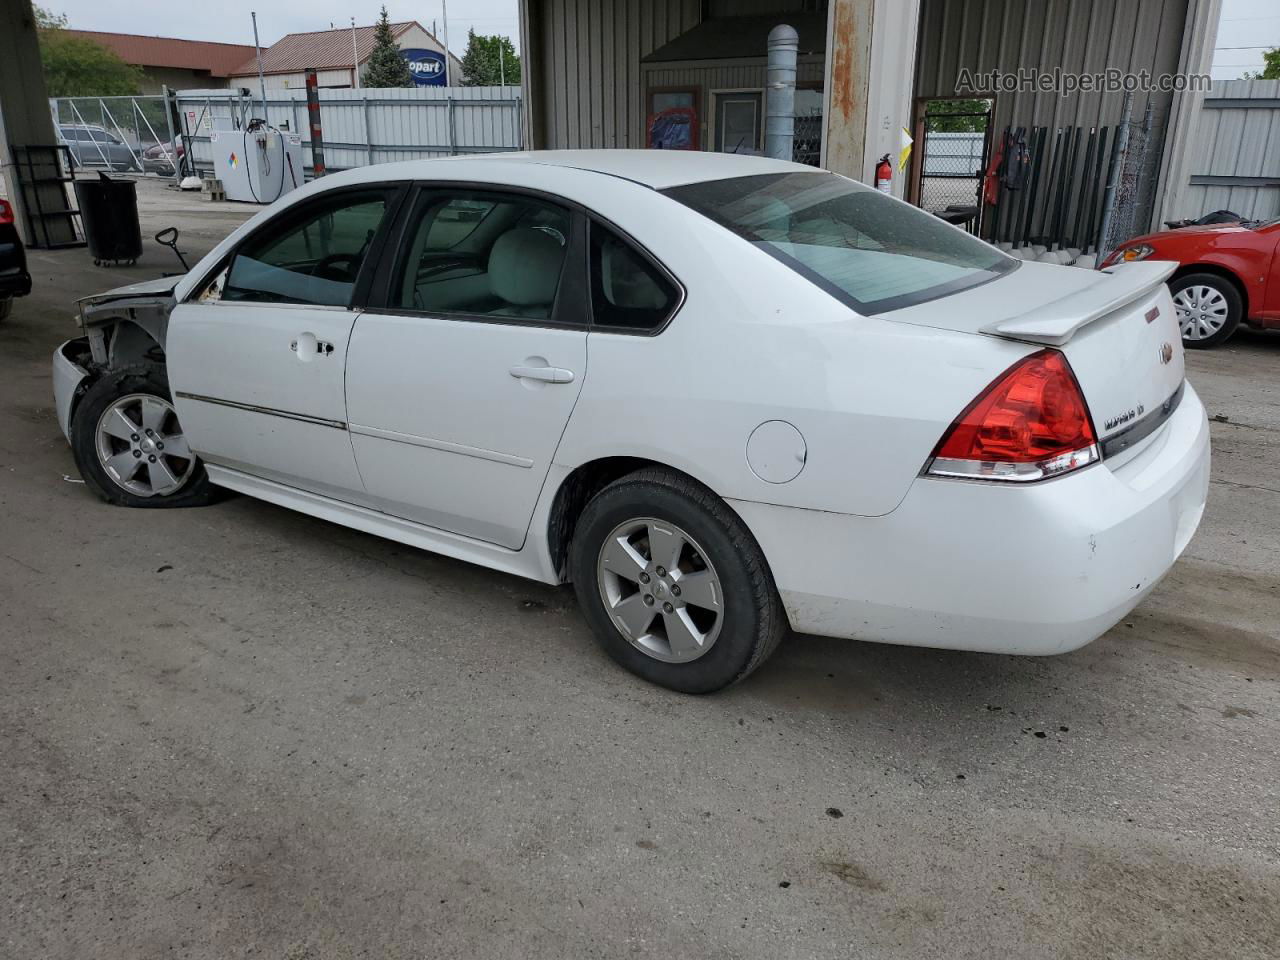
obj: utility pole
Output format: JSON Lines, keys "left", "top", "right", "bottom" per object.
{"left": 251, "top": 12, "right": 268, "bottom": 121}
{"left": 351, "top": 17, "right": 361, "bottom": 89}
{"left": 442, "top": 0, "right": 451, "bottom": 87}
{"left": 499, "top": 40, "right": 506, "bottom": 86}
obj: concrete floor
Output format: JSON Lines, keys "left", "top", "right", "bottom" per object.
{"left": 2, "top": 179, "right": 1279, "bottom": 959}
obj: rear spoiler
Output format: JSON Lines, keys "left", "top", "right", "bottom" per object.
{"left": 979, "top": 260, "right": 1178, "bottom": 345}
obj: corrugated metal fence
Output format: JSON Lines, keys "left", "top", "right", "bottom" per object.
{"left": 1183, "top": 79, "right": 1280, "bottom": 221}
{"left": 174, "top": 86, "right": 522, "bottom": 178}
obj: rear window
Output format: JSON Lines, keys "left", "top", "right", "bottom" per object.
{"left": 664, "top": 172, "right": 1015, "bottom": 314}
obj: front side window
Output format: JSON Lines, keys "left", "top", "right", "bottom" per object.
{"left": 664, "top": 172, "right": 1015, "bottom": 313}
{"left": 391, "top": 190, "right": 571, "bottom": 321}
{"left": 589, "top": 224, "right": 679, "bottom": 330}
{"left": 222, "top": 190, "right": 390, "bottom": 306}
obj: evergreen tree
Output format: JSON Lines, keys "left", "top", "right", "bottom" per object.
{"left": 460, "top": 29, "right": 520, "bottom": 86}
{"left": 361, "top": 6, "right": 413, "bottom": 88}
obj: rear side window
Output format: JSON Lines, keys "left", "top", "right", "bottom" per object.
{"left": 589, "top": 223, "right": 679, "bottom": 331}
{"left": 390, "top": 189, "right": 572, "bottom": 321}
{"left": 664, "top": 171, "right": 1015, "bottom": 314}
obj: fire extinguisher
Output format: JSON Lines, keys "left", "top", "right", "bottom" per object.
{"left": 875, "top": 154, "right": 893, "bottom": 194}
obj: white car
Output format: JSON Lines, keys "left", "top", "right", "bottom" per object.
{"left": 52, "top": 151, "right": 1210, "bottom": 693}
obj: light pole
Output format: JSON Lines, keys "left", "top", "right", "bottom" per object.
{"left": 351, "top": 17, "right": 361, "bottom": 89}
{"left": 251, "top": 12, "right": 268, "bottom": 121}
{"left": 441, "top": 0, "right": 451, "bottom": 87}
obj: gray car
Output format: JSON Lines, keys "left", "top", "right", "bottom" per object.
{"left": 59, "top": 125, "right": 139, "bottom": 173}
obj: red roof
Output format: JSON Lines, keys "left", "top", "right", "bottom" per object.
{"left": 65, "top": 30, "right": 256, "bottom": 78}
{"left": 229, "top": 21, "right": 436, "bottom": 76}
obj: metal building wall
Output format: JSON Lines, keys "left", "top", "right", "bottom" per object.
{"left": 642, "top": 57, "right": 826, "bottom": 92}
{"left": 1182, "top": 78, "right": 1280, "bottom": 221}
{"left": 915, "top": 0, "right": 1190, "bottom": 132}
{"left": 522, "top": 0, "right": 702, "bottom": 148}
{"left": 915, "top": 0, "right": 1191, "bottom": 238}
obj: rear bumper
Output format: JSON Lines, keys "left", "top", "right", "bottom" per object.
{"left": 52, "top": 339, "right": 91, "bottom": 440}
{"left": 733, "top": 383, "right": 1211, "bottom": 656}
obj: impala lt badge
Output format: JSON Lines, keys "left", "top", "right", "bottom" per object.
{"left": 1159, "top": 342, "right": 1174, "bottom": 365}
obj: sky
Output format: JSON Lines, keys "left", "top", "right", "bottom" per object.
{"left": 45, "top": 0, "right": 522, "bottom": 54}
{"left": 40, "top": 0, "right": 1280, "bottom": 81}
{"left": 1212, "top": 0, "right": 1280, "bottom": 80}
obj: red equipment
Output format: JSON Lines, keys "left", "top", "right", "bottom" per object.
{"left": 875, "top": 154, "right": 893, "bottom": 194}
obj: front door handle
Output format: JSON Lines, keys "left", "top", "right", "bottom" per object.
{"left": 509, "top": 364, "right": 575, "bottom": 384}
{"left": 290, "top": 334, "right": 335, "bottom": 358}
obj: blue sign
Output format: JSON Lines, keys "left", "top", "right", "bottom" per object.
{"left": 400, "top": 48, "right": 447, "bottom": 86}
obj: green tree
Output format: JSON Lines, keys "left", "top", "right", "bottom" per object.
{"left": 362, "top": 6, "right": 413, "bottom": 88}
{"left": 1244, "top": 48, "right": 1280, "bottom": 80}
{"left": 460, "top": 29, "right": 520, "bottom": 86}
{"left": 36, "top": 6, "right": 142, "bottom": 97}
{"left": 926, "top": 98, "right": 993, "bottom": 133}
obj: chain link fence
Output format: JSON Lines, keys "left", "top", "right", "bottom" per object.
{"left": 793, "top": 111, "right": 822, "bottom": 166}
{"left": 48, "top": 96, "right": 179, "bottom": 176}
{"left": 1098, "top": 96, "right": 1163, "bottom": 258}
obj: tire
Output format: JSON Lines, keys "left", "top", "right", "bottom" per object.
{"left": 1169, "top": 272, "right": 1242, "bottom": 349}
{"left": 0, "top": 297, "right": 11, "bottom": 321}
{"left": 70, "top": 363, "right": 220, "bottom": 508}
{"left": 568, "top": 468, "right": 787, "bottom": 693}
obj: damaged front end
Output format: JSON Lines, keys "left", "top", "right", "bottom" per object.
{"left": 53, "top": 276, "right": 182, "bottom": 440}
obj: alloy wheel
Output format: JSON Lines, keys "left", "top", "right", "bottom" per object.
{"left": 94, "top": 393, "right": 195, "bottom": 497}
{"left": 596, "top": 518, "right": 724, "bottom": 663}
{"left": 1172, "top": 284, "right": 1229, "bottom": 341}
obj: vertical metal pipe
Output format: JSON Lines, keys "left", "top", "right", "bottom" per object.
{"left": 251, "top": 12, "right": 268, "bottom": 121}
{"left": 764, "top": 24, "right": 799, "bottom": 161}
{"left": 162, "top": 85, "right": 180, "bottom": 186}
{"left": 1096, "top": 90, "right": 1133, "bottom": 259}
{"left": 305, "top": 69, "right": 325, "bottom": 177}
{"left": 352, "top": 18, "right": 361, "bottom": 89}
{"left": 442, "top": 0, "right": 452, "bottom": 88}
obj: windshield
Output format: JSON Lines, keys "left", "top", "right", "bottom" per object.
{"left": 664, "top": 171, "right": 1016, "bottom": 313}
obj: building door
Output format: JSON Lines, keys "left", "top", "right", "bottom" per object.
{"left": 910, "top": 97, "right": 994, "bottom": 233}
{"left": 714, "top": 91, "right": 763, "bottom": 154}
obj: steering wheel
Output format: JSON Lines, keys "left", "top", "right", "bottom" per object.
{"left": 311, "top": 252, "right": 361, "bottom": 281}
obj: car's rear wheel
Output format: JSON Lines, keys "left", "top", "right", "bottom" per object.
{"left": 70, "top": 363, "right": 219, "bottom": 508}
{"left": 569, "top": 468, "right": 787, "bottom": 693}
{"left": 1170, "top": 273, "right": 1242, "bottom": 349}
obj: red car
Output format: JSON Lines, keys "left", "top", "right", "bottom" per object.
{"left": 1101, "top": 216, "right": 1280, "bottom": 348}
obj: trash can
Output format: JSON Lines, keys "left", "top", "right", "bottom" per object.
{"left": 75, "top": 173, "right": 142, "bottom": 266}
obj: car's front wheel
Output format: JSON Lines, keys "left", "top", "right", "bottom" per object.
{"left": 70, "top": 363, "right": 218, "bottom": 508}
{"left": 569, "top": 468, "right": 787, "bottom": 693}
{"left": 1170, "top": 272, "right": 1242, "bottom": 349}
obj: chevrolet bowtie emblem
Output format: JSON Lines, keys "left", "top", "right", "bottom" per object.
{"left": 1159, "top": 342, "right": 1174, "bottom": 365}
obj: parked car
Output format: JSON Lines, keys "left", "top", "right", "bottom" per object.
{"left": 51, "top": 151, "right": 1209, "bottom": 693}
{"left": 1101, "top": 215, "right": 1280, "bottom": 348}
{"left": 142, "top": 138, "right": 186, "bottom": 175}
{"left": 0, "top": 197, "right": 32, "bottom": 322}
{"left": 58, "top": 124, "right": 139, "bottom": 173}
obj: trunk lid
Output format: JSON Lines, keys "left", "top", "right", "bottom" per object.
{"left": 881, "top": 260, "right": 1186, "bottom": 455}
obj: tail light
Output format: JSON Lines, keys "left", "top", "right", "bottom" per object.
{"left": 925, "top": 349, "right": 1099, "bottom": 482}
{"left": 0, "top": 199, "right": 13, "bottom": 225}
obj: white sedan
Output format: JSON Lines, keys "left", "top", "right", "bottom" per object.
{"left": 52, "top": 151, "right": 1210, "bottom": 693}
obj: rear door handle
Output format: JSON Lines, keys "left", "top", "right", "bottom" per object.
{"left": 509, "top": 364, "right": 575, "bottom": 384}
